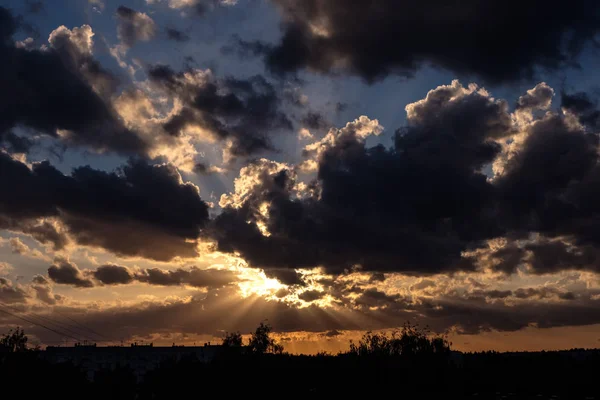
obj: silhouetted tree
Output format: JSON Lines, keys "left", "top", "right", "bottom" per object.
{"left": 348, "top": 322, "right": 451, "bottom": 358}
{"left": 0, "top": 327, "right": 29, "bottom": 352}
{"left": 222, "top": 331, "right": 243, "bottom": 347}
{"left": 248, "top": 322, "right": 283, "bottom": 354}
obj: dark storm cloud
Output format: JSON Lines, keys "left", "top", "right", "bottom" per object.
{"left": 116, "top": 6, "right": 156, "bottom": 48}
{"left": 51, "top": 262, "right": 238, "bottom": 289}
{"left": 0, "top": 153, "right": 209, "bottom": 260}
{"left": 322, "top": 329, "right": 342, "bottom": 338}
{"left": 166, "top": 28, "right": 190, "bottom": 42}
{"left": 561, "top": 91, "right": 600, "bottom": 130}
{"left": 246, "top": 0, "right": 600, "bottom": 83}
{"left": 298, "top": 289, "right": 324, "bottom": 302}
{"left": 368, "top": 273, "right": 386, "bottom": 283}
{"left": 0, "top": 216, "right": 69, "bottom": 251}
{"left": 524, "top": 240, "right": 600, "bottom": 275}
{"left": 301, "top": 111, "right": 328, "bottom": 131}
{"left": 207, "top": 80, "right": 600, "bottom": 277}
{"left": 92, "top": 264, "right": 134, "bottom": 285}
{"left": 353, "top": 289, "right": 405, "bottom": 310}
{"left": 492, "top": 96, "right": 600, "bottom": 273}
{"left": 210, "top": 82, "right": 511, "bottom": 274}
{"left": 512, "top": 287, "right": 575, "bottom": 300}
{"left": 264, "top": 269, "right": 305, "bottom": 286}
{"left": 0, "top": 7, "right": 147, "bottom": 155}
{"left": 48, "top": 24, "right": 120, "bottom": 101}
{"left": 48, "top": 258, "right": 93, "bottom": 288}
{"left": 147, "top": 65, "right": 293, "bottom": 158}
{"left": 470, "top": 290, "right": 513, "bottom": 300}
{"left": 496, "top": 115, "right": 598, "bottom": 227}
{"left": 0, "top": 131, "right": 33, "bottom": 154}
{"left": 134, "top": 267, "right": 238, "bottom": 289}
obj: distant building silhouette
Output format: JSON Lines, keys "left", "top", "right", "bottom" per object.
{"left": 44, "top": 343, "right": 222, "bottom": 379}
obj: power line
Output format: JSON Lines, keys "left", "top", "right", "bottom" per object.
{"left": 0, "top": 302, "right": 93, "bottom": 342}
{"left": 55, "top": 311, "right": 109, "bottom": 340}
{"left": 0, "top": 306, "right": 81, "bottom": 342}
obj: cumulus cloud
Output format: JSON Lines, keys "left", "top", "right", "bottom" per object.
{"left": 240, "top": 0, "right": 600, "bottom": 83}
{"left": 298, "top": 289, "right": 324, "bottom": 302}
{"left": 207, "top": 80, "right": 600, "bottom": 281}
{"left": 561, "top": 91, "right": 600, "bottom": 130}
{"left": 0, "top": 8, "right": 147, "bottom": 155}
{"left": 9, "top": 237, "right": 29, "bottom": 255}
{"left": 209, "top": 81, "right": 511, "bottom": 275}
{"left": 146, "top": 65, "right": 293, "bottom": 160}
{"left": 92, "top": 264, "right": 135, "bottom": 285}
{"left": 134, "top": 267, "right": 239, "bottom": 288}
{"left": 48, "top": 257, "right": 93, "bottom": 288}
{"left": 54, "top": 263, "right": 240, "bottom": 289}
{"left": 116, "top": 6, "right": 157, "bottom": 48}
{"left": 0, "top": 217, "right": 69, "bottom": 251}
{"left": 0, "top": 154, "right": 210, "bottom": 260}
{"left": 264, "top": 269, "right": 305, "bottom": 286}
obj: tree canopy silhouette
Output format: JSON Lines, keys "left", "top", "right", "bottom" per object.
{"left": 248, "top": 322, "right": 283, "bottom": 355}
{"left": 222, "top": 331, "right": 243, "bottom": 347}
{"left": 0, "top": 327, "right": 29, "bottom": 353}
{"left": 348, "top": 323, "right": 451, "bottom": 358}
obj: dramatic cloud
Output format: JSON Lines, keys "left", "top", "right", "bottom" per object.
{"left": 14, "top": 276, "right": 600, "bottom": 344}
{"left": 0, "top": 132, "right": 33, "bottom": 154}
{"left": 48, "top": 24, "right": 119, "bottom": 100}
{"left": 561, "top": 91, "right": 600, "bottom": 130}
{"left": 0, "top": 217, "right": 68, "bottom": 251}
{"left": 92, "top": 264, "right": 135, "bottom": 285}
{"left": 48, "top": 258, "right": 93, "bottom": 288}
{"left": 147, "top": 65, "right": 293, "bottom": 159}
{"left": 116, "top": 6, "right": 157, "bottom": 48}
{"left": 62, "top": 263, "right": 239, "bottom": 289}
{"left": 0, "top": 153, "right": 210, "bottom": 260}
{"left": 247, "top": 0, "right": 600, "bottom": 83}
{"left": 210, "top": 81, "right": 511, "bottom": 274}
{"left": 264, "top": 269, "right": 305, "bottom": 286}
{"left": 207, "top": 79, "right": 600, "bottom": 280}
{"left": 298, "top": 289, "right": 324, "bottom": 302}
{"left": 134, "top": 267, "right": 238, "bottom": 288}
{"left": 0, "top": 7, "right": 147, "bottom": 154}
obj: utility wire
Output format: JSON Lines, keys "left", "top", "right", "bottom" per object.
{"left": 0, "top": 302, "right": 91, "bottom": 342}
{"left": 0, "top": 306, "right": 81, "bottom": 342}
{"left": 54, "top": 310, "right": 109, "bottom": 341}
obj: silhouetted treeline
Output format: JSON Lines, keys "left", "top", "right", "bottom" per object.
{"left": 2, "top": 325, "right": 600, "bottom": 399}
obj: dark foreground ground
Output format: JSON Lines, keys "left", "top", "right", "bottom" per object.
{"left": 1, "top": 349, "right": 599, "bottom": 399}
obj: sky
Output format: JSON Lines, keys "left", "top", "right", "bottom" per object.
{"left": 2, "top": 0, "right": 600, "bottom": 353}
